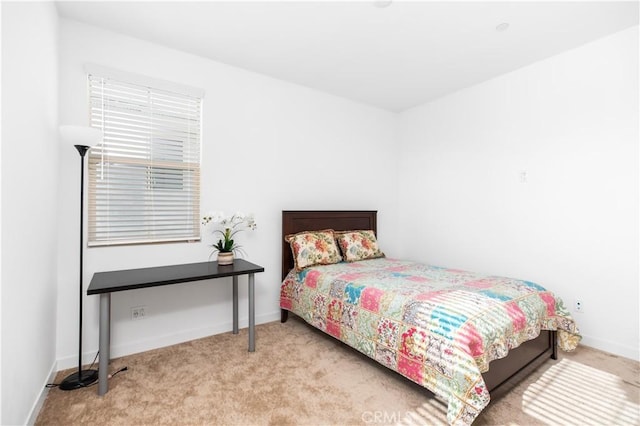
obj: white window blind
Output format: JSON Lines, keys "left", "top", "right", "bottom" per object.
{"left": 87, "top": 70, "right": 202, "bottom": 246}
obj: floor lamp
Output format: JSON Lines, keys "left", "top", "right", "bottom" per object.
{"left": 59, "top": 125, "right": 102, "bottom": 390}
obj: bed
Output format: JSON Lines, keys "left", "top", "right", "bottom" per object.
{"left": 279, "top": 210, "right": 580, "bottom": 425}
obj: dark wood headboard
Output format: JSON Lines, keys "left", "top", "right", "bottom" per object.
{"left": 281, "top": 210, "right": 378, "bottom": 280}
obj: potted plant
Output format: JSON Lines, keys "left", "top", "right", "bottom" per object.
{"left": 202, "top": 211, "right": 257, "bottom": 265}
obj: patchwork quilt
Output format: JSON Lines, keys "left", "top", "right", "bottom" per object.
{"left": 280, "top": 258, "right": 580, "bottom": 425}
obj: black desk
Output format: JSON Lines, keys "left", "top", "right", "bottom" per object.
{"left": 87, "top": 259, "right": 264, "bottom": 395}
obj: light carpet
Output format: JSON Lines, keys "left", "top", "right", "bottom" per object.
{"left": 36, "top": 316, "right": 639, "bottom": 425}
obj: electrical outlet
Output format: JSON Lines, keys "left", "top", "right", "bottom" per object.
{"left": 131, "top": 306, "right": 147, "bottom": 320}
{"left": 519, "top": 171, "right": 528, "bottom": 183}
{"left": 574, "top": 300, "right": 583, "bottom": 313}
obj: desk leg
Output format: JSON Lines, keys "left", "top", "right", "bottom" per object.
{"left": 98, "top": 292, "right": 111, "bottom": 396}
{"left": 232, "top": 276, "right": 238, "bottom": 334}
{"left": 249, "top": 273, "right": 255, "bottom": 352}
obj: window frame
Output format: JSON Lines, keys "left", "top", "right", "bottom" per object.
{"left": 85, "top": 65, "right": 204, "bottom": 247}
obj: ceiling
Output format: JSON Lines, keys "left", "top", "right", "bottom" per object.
{"left": 55, "top": 1, "right": 639, "bottom": 112}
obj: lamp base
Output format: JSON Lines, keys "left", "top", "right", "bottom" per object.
{"left": 59, "top": 369, "right": 99, "bottom": 390}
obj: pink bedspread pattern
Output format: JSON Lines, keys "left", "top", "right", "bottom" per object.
{"left": 280, "top": 258, "right": 580, "bottom": 425}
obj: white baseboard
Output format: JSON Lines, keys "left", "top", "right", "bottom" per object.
{"left": 55, "top": 314, "right": 639, "bottom": 371}
{"left": 26, "top": 361, "right": 57, "bottom": 425}
{"left": 110, "top": 311, "right": 281, "bottom": 359}
{"left": 579, "top": 334, "right": 639, "bottom": 361}
{"left": 56, "top": 311, "right": 281, "bottom": 370}
{"left": 56, "top": 351, "right": 101, "bottom": 372}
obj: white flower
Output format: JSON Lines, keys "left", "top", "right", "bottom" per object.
{"left": 245, "top": 213, "right": 257, "bottom": 230}
{"left": 211, "top": 211, "right": 225, "bottom": 223}
{"left": 201, "top": 209, "right": 258, "bottom": 257}
{"left": 232, "top": 212, "right": 245, "bottom": 224}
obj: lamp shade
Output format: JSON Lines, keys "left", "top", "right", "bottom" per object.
{"left": 59, "top": 125, "right": 102, "bottom": 147}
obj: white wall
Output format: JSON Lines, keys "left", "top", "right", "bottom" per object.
{"left": 1, "top": 2, "right": 60, "bottom": 424}
{"left": 398, "top": 26, "right": 639, "bottom": 360}
{"left": 0, "top": 4, "right": 3, "bottom": 423}
{"left": 57, "top": 18, "right": 400, "bottom": 368}
{"left": 0, "top": 2, "right": 4, "bottom": 421}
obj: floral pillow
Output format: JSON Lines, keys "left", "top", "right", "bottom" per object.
{"left": 336, "top": 230, "right": 385, "bottom": 262}
{"left": 288, "top": 229, "right": 342, "bottom": 271}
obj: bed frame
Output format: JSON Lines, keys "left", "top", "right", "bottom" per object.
{"left": 280, "top": 210, "right": 557, "bottom": 393}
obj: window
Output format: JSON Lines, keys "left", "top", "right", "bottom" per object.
{"left": 86, "top": 66, "right": 203, "bottom": 246}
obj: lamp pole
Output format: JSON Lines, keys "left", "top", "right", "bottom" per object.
{"left": 59, "top": 144, "right": 98, "bottom": 390}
